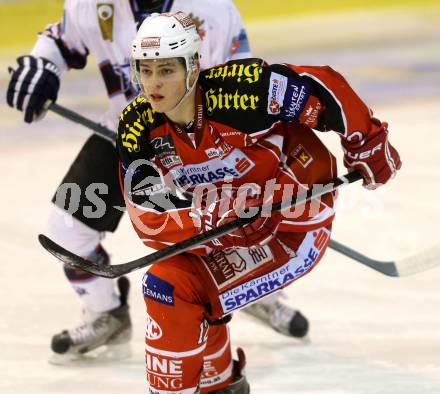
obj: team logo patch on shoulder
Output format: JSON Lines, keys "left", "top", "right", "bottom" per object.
{"left": 281, "top": 81, "right": 309, "bottom": 121}
{"left": 267, "top": 72, "right": 287, "bottom": 115}
{"left": 291, "top": 144, "right": 313, "bottom": 168}
{"left": 143, "top": 273, "right": 175, "bottom": 306}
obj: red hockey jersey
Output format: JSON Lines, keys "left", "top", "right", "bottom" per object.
{"left": 117, "top": 58, "right": 380, "bottom": 254}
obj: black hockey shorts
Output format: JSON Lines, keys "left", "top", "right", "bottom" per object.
{"left": 51, "top": 134, "right": 125, "bottom": 232}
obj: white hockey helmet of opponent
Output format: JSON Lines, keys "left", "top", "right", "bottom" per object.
{"left": 131, "top": 11, "right": 201, "bottom": 98}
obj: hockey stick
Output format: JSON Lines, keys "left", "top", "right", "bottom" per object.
{"left": 38, "top": 172, "right": 362, "bottom": 278}
{"left": 49, "top": 103, "right": 416, "bottom": 270}
{"left": 45, "top": 104, "right": 437, "bottom": 277}
{"left": 329, "top": 238, "right": 440, "bottom": 277}
{"left": 49, "top": 103, "right": 116, "bottom": 143}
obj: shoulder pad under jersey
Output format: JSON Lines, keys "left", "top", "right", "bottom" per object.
{"left": 199, "top": 58, "right": 278, "bottom": 134}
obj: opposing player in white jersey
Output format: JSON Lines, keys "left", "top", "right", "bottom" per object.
{"left": 6, "top": 0, "right": 308, "bottom": 363}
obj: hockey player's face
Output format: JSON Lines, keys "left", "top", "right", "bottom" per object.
{"left": 139, "top": 58, "right": 187, "bottom": 112}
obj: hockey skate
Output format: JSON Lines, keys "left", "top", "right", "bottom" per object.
{"left": 242, "top": 293, "right": 309, "bottom": 339}
{"left": 49, "top": 276, "right": 132, "bottom": 365}
{"left": 207, "top": 347, "right": 250, "bottom": 394}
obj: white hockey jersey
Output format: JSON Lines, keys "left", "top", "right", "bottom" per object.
{"left": 30, "top": 0, "right": 251, "bottom": 130}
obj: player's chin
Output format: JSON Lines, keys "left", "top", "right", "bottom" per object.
{"left": 149, "top": 101, "right": 168, "bottom": 113}
{"left": 151, "top": 98, "right": 178, "bottom": 113}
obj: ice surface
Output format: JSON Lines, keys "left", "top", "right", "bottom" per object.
{"left": 0, "top": 8, "right": 439, "bottom": 394}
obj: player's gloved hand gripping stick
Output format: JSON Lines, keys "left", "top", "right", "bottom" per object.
{"left": 38, "top": 172, "right": 362, "bottom": 278}
{"left": 32, "top": 104, "right": 440, "bottom": 278}
{"left": 7, "top": 57, "right": 60, "bottom": 123}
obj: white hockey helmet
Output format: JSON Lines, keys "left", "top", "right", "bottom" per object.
{"left": 132, "top": 11, "right": 201, "bottom": 77}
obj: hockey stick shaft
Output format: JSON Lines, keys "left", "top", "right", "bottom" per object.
{"left": 47, "top": 102, "right": 394, "bottom": 269}
{"left": 39, "top": 172, "right": 363, "bottom": 278}
{"left": 49, "top": 103, "right": 116, "bottom": 143}
{"left": 329, "top": 238, "right": 440, "bottom": 277}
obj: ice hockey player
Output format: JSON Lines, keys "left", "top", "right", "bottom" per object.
{"left": 117, "top": 11, "right": 401, "bottom": 393}
{"left": 6, "top": 0, "right": 309, "bottom": 363}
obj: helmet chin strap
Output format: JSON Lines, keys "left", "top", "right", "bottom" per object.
{"left": 139, "top": 69, "right": 196, "bottom": 108}
{"left": 168, "top": 68, "right": 198, "bottom": 113}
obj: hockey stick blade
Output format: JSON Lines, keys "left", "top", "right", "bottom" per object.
{"left": 48, "top": 103, "right": 428, "bottom": 277}
{"left": 38, "top": 234, "right": 116, "bottom": 277}
{"left": 38, "top": 172, "right": 362, "bottom": 278}
{"left": 329, "top": 239, "right": 440, "bottom": 277}
{"left": 38, "top": 215, "right": 261, "bottom": 278}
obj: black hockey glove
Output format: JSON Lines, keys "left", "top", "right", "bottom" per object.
{"left": 7, "top": 55, "right": 60, "bottom": 123}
